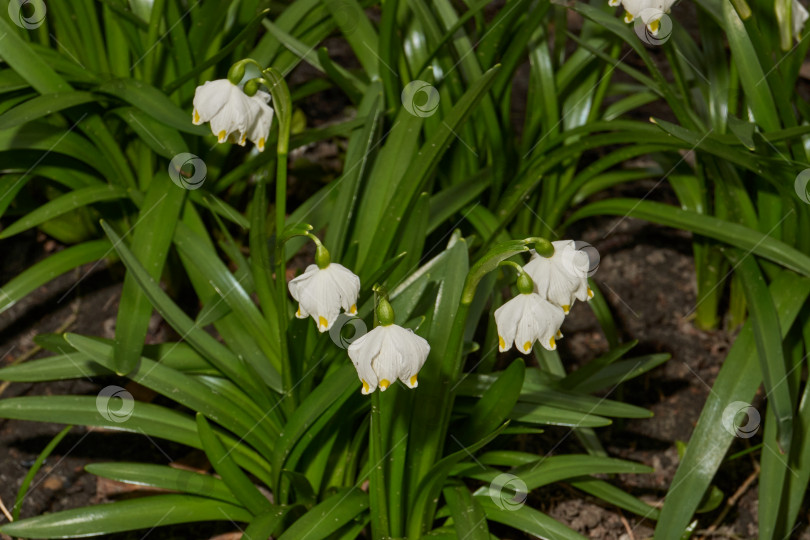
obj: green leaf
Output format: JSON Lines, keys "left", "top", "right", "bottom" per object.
{"left": 0, "top": 495, "right": 251, "bottom": 538}
{"left": 96, "top": 78, "right": 207, "bottom": 135}
{"left": 727, "top": 251, "right": 792, "bottom": 451}
{"left": 277, "top": 488, "right": 369, "bottom": 540}
{"left": 113, "top": 178, "right": 185, "bottom": 374}
{"left": 12, "top": 425, "right": 72, "bottom": 521}
{"left": 477, "top": 497, "right": 588, "bottom": 540}
{"left": 455, "top": 359, "right": 525, "bottom": 445}
{"left": 0, "top": 239, "right": 110, "bottom": 315}
{"left": 655, "top": 271, "right": 810, "bottom": 538}
{"left": 85, "top": 462, "right": 236, "bottom": 503}
{"left": 442, "top": 483, "right": 489, "bottom": 540}
{"left": 196, "top": 414, "right": 273, "bottom": 515}
{"left": 0, "top": 91, "right": 97, "bottom": 129}
{"left": 0, "top": 185, "right": 128, "bottom": 239}
{"left": 567, "top": 199, "right": 810, "bottom": 278}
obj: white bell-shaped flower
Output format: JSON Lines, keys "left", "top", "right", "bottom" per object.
{"left": 246, "top": 91, "right": 274, "bottom": 152}
{"left": 794, "top": 0, "right": 808, "bottom": 40}
{"left": 609, "top": 0, "right": 622, "bottom": 8}
{"left": 192, "top": 79, "right": 256, "bottom": 146}
{"left": 621, "top": 0, "right": 676, "bottom": 32}
{"left": 494, "top": 273, "right": 565, "bottom": 354}
{"left": 523, "top": 240, "right": 593, "bottom": 314}
{"left": 288, "top": 245, "right": 360, "bottom": 332}
{"left": 348, "top": 315, "right": 430, "bottom": 394}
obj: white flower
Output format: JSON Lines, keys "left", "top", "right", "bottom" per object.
{"left": 621, "top": 0, "right": 676, "bottom": 31}
{"left": 794, "top": 0, "right": 808, "bottom": 40}
{"left": 523, "top": 240, "right": 593, "bottom": 314}
{"left": 192, "top": 79, "right": 255, "bottom": 147}
{"left": 246, "top": 91, "right": 274, "bottom": 152}
{"left": 494, "top": 293, "right": 565, "bottom": 354}
{"left": 288, "top": 263, "right": 360, "bottom": 332}
{"left": 348, "top": 324, "right": 430, "bottom": 394}
{"left": 609, "top": 0, "right": 622, "bottom": 7}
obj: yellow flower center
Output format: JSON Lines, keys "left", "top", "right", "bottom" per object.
{"left": 319, "top": 316, "right": 328, "bottom": 329}
{"left": 549, "top": 337, "right": 556, "bottom": 349}
{"left": 258, "top": 137, "right": 265, "bottom": 151}
{"left": 498, "top": 335, "right": 505, "bottom": 349}
{"left": 409, "top": 375, "right": 418, "bottom": 387}
{"left": 562, "top": 304, "right": 570, "bottom": 314}
{"left": 648, "top": 18, "right": 660, "bottom": 33}
{"left": 217, "top": 130, "right": 227, "bottom": 142}
{"left": 380, "top": 379, "right": 390, "bottom": 390}
{"left": 587, "top": 287, "right": 594, "bottom": 298}
{"left": 362, "top": 380, "right": 369, "bottom": 393}
{"left": 523, "top": 341, "right": 532, "bottom": 352}
{"left": 350, "top": 304, "right": 357, "bottom": 315}
{"left": 193, "top": 110, "right": 200, "bottom": 123}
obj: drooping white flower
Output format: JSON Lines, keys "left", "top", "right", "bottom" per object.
{"left": 288, "top": 262, "right": 360, "bottom": 332}
{"left": 246, "top": 91, "right": 274, "bottom": 152}
{"left": 348, "top": 324, "right": 430, "bottom": 394}
{"left": 794, "top": 0, "right": 808, "bottom": 40}
{"left": 621, "top": 0, "right": 677, "bottom": 32}
{"left": 192, "top": 79, "right": 256, "bottom": 146}
{"left": 494, "top": 293, "right": 565, "bottom": 354}
{"left": 609, "top": 0, "right": 622, "bottom": 8}
{"left": 523, "top": 240, "right": 593, "bottom": 314}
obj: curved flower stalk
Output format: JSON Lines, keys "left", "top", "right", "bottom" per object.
{"left": 618, "top": 0, "right": 677, "bottom": 33}
{"left": 494, "top": 262, "right": 565, "bottom": 354}
{"left": 524, "top": 239, "right": 593, "bottom": 314}
{"left": 348, "top": 294, "right": 430, "bottom": 394}
{"left": 288, "top": 239, "right": 360, "bottom": 332}
{"left": 192, "top": 62, "right": 275, "bottom": 151}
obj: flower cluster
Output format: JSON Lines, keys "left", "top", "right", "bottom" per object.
{"left": 286, "top": 241, "right": 429, "bottom": 394}
{"left": 495, "top": 241, "right": 593, "bottom": 355}
{"left": 192, "top": 79, "right": 274, "bottom": 152}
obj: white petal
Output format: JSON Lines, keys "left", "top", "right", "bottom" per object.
{"left": 193, "top": 80, "right": 233, "bottom": 123}
{"left": 794, "top": 0, "right": 808, "bottom": 39}
{"left": 389, "top": 326, "right": 430, "bottom": 387}
{"left": 288, "top": 265, "right": 341, "bottom": 331}
{"left": 246, "top": 92, "right": 274, "bottom": 152}
{"left": 325, "top": 263, "right": 361, "bottom": 314}
{"left": 348, "top": 328, "right": 384, "bottom": 394}
{"left": 494, "top": 295, "right": 528, "bottom": 352}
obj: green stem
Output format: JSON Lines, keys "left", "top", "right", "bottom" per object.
{"left": 275, "top": 151, "right": 294, "bottom": 414}
{"left": 369, "top": 391, "right": 390, "bottom": 539}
